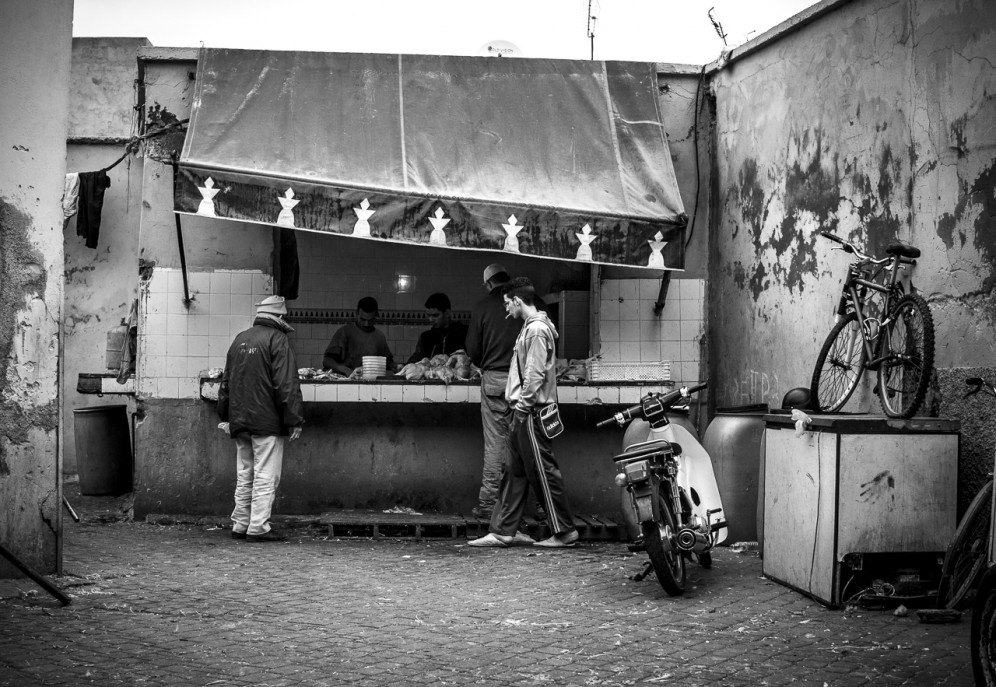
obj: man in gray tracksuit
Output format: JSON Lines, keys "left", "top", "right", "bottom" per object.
{"left": 469, "top": 277, "right": 579, "bottom": 548}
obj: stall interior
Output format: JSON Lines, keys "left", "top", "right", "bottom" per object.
{"left": 287, "top": 230, "right": 592, "bottom": 369}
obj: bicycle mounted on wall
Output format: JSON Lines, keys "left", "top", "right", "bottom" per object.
{"left": 810, "top": 231, "right": 936, "bottom": 419}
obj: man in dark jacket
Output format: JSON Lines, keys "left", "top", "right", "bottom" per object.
{"left": 218, "top": 295, "right": 304, "bottom": 542}
{"left": 465, "top": 264, "right": 548, "bottom": 522}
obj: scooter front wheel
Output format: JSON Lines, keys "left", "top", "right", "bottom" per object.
{"left": 642, "top": 482, "right": 686, "bottom": 596}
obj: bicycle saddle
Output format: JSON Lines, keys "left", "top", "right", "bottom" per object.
{"left": 886, "top": 242, "right": 920, "bottom": 259}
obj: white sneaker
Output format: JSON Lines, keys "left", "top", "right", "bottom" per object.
{"left": 468, "top": 532, "right": 513, "bottom": 547}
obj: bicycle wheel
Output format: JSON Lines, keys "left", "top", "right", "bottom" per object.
{"left": 938, "top": 480, "right": 993, "bottom": 609}
{"left": 877, "top": 293, "right": 935, "bottom": 418}
{"left": 811, "top": 312, "right": 866, "bottom": 413}
{"left": 973, "top": 566, "right": 996, "bottom": 686}
{"left": 642, "top": 479, "right": 686, "bottom": 596}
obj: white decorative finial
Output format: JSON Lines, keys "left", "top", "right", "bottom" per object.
{"left": 196, "top": 177, "right": 220, "bottom": 217}
{"left": 276, "top": 188, "right": 299, "bottom": 228}
{"left": 647, "top": 231, "right": 667, "bottom": 269}
{"left": 428, "top": 206, "right": 451, "bottom": 246}
{"left": 502, "top": 214, "right": 522, "bottom": 253}
{"left": 353, "top": 198, "right": 375, "bottom": 237}
{"left": 575, "top": 223, "right": 596, "bottom": 261}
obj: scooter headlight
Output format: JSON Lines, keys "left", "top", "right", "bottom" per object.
{"left": 614, "top": 473, "right": 628, "bottom": 487}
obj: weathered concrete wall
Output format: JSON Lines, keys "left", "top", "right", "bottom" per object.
{"left": 134, "top": 400, "right": 629, "bottom": 519}
{"left": 708, "top": 0, "right": 996, "bottom": 511}
{"left": 0, "top": 0, "right": 73, "bottom": 576}
{"left": 138, "top": 57, "right": 272, "bottom": 273}
{"left": 63, "top": 38, "right": 149, "bottom": 477}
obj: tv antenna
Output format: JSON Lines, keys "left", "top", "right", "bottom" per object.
{"left": 708, "top": 7, "right": 728, "bottom": 46}
{"left": 587, "top": 0, "right": 598, "bottom": 60}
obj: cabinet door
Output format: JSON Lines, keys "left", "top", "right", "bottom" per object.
{"left": 762, "top": 427, "right": 838, "bottom": 604}
{"left": 837, "top": 433, "right": 957, "bottom": 555}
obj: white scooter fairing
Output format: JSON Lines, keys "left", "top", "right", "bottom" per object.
{"left": 625, "top": 422, "right": 728, "bottom": 545}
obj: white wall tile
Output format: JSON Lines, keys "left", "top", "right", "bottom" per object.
{"left": 166, "top": 314, "right": 189, "bottom": 336}
{"left": 231, "top": 294, "right": 253, "bottom": 319}
{"left": 209, "top": 335, "right": 230, "bottom": 358}
{"left": 680, "top": 340, "right": 700, "bottom": 363}
{"left": 640, "top": 342, "right": 661, "bottom": 362}
{"left": 141, "top": 355, "right": 166, "bottom": 378}
{"left": 188, "top": 315, "right": 210, "bottom": 337}
{"left": 165, "top": 356, "right": 187, "bottom": 378}
{"left": 188, "top": 271, "right": 210, "bottom": 293}
{"left": 618, "top": 298, "right": 640, "bottom": 321}
{"left": 336, "top": 384, "right": 359, "bottom": 402}
{"left": 618, "top": 280, "right": 639, "bottom": 300}
{"left": 231, "top": 272, "right": 253, "bottom": 295}
{"left": 680, "top": 319, "right": 704, "bottom": 343}
{"left": 157, "top": 377, "right": 179, "bottom": 398}
{"left": 186, "top": 356, "right": 210, "bottom": 377}
{"left": 619, "top": 342, "right": 641, "bottom": 360}
{"left": 209, "top": 293, "right": 231, "bottom": 315}
{"left": 177, "top": 377, "right": 200, "bottom": 398}
{"left": 144, "top": 335, "right": 167, "bottom": 357}
{"left": 209, "top": 271, "right": 232, "bottom": 294}
{"left": 145, "top": 289, "right": 167, "bottom": 315}
{"left": 679, "top": 299, "right": 703, "bottom": 321}
{"left": 165, "top": 334, "right": 187, "bottom": 357}
{"left": 145, "top": 313, "right": 168, "bottom": 336}
{"left": 187, "top": 336, "right": 210, "bottom": 358}
{"left": 619, "top": 320, "right": 641, "bottom": 342}
{"left": 600, "top": 320, "right": 620, "bottom": 343}
{"left": 314, "top": 384, "right": 338, "bottom": 402}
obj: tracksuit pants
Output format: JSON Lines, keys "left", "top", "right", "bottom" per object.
{"left": 491, "top": 414, "right": 574, "bottom": 537}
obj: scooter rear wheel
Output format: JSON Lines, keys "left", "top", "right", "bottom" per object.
{"left": 643, "top": 482, "right": 686, "bottom": 596}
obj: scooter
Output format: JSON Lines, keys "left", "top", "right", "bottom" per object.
{"left": 596, "top": 382, "right": 728, "bottom": 595}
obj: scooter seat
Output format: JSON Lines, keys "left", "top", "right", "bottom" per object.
{"left": 613, "top": 439, "right": 674, "bottom": 463}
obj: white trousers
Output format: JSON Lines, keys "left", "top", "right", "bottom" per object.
{"left": 231, "top": 434, "right": 285, "bottom": 536}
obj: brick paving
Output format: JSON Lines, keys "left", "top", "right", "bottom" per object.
{"left": 0, "top": 502, "right": 975, "bottom": 686}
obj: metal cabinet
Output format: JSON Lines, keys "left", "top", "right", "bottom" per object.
{"left": 762, "top": 414, "right": 959, "bottom": 607}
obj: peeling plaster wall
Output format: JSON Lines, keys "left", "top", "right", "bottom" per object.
{"left": 63, "top": 38, "right": 149, "bottom": 477}
{"left": 138, "top": 59, "right": 272, "bottom": 272}
{"left": 0, "top": 0, "right": 73, "bottom": 577}
{"left": 708, "top": 0, "right": 996, "bottom": 510}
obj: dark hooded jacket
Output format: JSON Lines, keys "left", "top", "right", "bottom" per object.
{"left": 217, "top": 315, "right": 304, "bottom": 437}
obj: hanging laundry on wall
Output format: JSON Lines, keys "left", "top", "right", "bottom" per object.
{"left": 63, "top": 173, "right": 80, "bottom": 230}
{"left": 76, "top": 170, "right": 111, "bottom": 249}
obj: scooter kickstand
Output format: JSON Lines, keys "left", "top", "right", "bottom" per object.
{"left": 631, "top": 561, "right": 654, "bottom": 582}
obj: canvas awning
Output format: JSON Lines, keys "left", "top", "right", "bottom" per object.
{"left": 175, "top": 48, "right": 686, "bottom": 269}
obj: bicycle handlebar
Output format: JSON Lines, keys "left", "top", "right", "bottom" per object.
{"left": 965, "top": 377, "right": 996, "bottom": 399}
{"left": 819, "top": 230, "right": 912, "bottom": 266}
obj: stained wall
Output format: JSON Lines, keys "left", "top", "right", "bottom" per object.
{"left": 0, "top": 0, "right": 73, "bottom": 576}
{"left": 708, "top": 0, "right": 996, "bottom": 509}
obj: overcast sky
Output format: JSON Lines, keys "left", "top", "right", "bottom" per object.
{"left": 73, "top": 0, "right": 818, "bottom": 65}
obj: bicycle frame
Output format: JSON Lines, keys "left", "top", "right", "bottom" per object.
{"left": 834, "top": 252, "right": 915, "bottom": 371}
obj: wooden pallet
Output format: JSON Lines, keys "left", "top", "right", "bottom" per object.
{"left": 320, "top": 510, "right": 467, "bottom": 540}
{"left": 320, "top": 509, "right": 622, "bottom": 541}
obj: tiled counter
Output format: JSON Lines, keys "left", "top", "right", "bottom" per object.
{"left": 198, "top": 378, "right": 674, "bottom": 405}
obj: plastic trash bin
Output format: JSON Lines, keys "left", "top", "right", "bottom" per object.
{"left": 74, "top": 405, "right": 133, "bottom": 495}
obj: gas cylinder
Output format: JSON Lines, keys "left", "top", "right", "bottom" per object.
{"left": 106, "top": 319, "right": 129, "bottom": 371}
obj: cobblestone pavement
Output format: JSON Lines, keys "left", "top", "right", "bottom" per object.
{"left": 0, "top": 513, "right": 974, "bottom": 687}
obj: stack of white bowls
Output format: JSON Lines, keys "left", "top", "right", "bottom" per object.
{"left": 362, "top": 356, "right": 387, "bottom": 380}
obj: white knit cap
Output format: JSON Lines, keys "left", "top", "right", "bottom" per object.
{"left": 255, "top": 295, "right": 288, "bottom": 316}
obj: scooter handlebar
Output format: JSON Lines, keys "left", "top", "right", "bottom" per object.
{"left": 594, "top": 382, "right": 708, "bottom": 428}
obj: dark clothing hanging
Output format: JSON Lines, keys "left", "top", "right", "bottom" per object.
{"left": 76, "top": 170, "right": 111, "bottom": 249}
{"left": 276, "top": 227, "right": 300, "bottom": 300}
